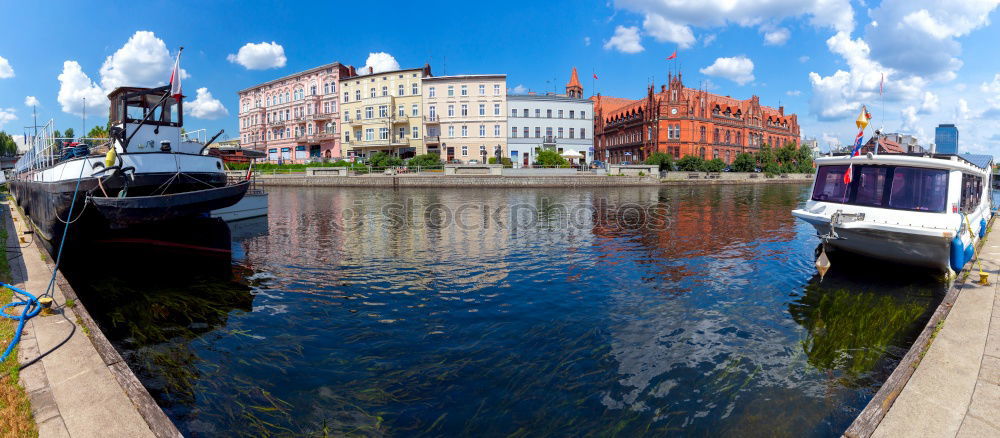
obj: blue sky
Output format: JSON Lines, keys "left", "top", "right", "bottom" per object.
{"left": 2, "top": 0, "right": 999, "bottom": 154}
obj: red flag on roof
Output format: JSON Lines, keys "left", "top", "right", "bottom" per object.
{"left": 666, "top": 51, "right": 677, "bottom": 60}
{"left": 593, "top": 73, "right": 598, "bottom": 80}
{"left": 169, "top": 48, "right": 183, "bottom": 101}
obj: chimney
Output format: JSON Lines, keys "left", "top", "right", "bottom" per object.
{"left": 779, "top": 106, "right": 784, "bottom": 115}
{"left": 661, "top": 85, "right": 666, "bottom": 93}
{"left": 368, "top": 66, "right": 373, "bottom": 74}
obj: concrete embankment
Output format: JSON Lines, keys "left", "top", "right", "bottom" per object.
{"left": 249, "top": 172, "right": 814, "bottom": 188}
{"left": 845, "top": 226, "right": 1000, "bottom": 437}
{"left": 3, "top": 201, "right": 180, "bottom": 437}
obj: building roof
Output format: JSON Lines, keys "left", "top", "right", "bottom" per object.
{"left": 591, "top": 96, "right": 637, "bottom": 114}
{"left": 238, "top": 62, "right": 345, "bottom": 93}
{"left": 422, "top": 74, "right": 506, "bottom": 81}
{"left": 567, "top": 67, "right": 582, "bottom": 89}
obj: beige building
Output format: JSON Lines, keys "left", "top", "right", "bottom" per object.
{"left": 422, "top": 75, "right": 507, "bottom": 163}
{"left": 341, "top": 64, "right": 432, "bottom": 160}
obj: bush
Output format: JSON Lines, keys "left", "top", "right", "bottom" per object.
{"left": 731, "top": 152, "right": 756, "bottom": 172}
{"left": 369, "top": 151, "right": 404, "bottom": 168}
{"left": 534, "top": 149, "right": 568, "bottom": 167}
{"left": 675, "top": 155, "right": 704, "bottom": 171}
{"left": 700, "top": 158, "right": 726, "bottom": 173}
{"left": 644, "top": 152, "right": 674, "bottom": 171}
{"left": 407, "top": 153, "right": 442, "bottom": 168}
{"left": 487, "top": 157, "right": 513, "bottom": 166}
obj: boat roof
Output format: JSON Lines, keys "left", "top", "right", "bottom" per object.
{"left": 816, "top": 153, "right": 993, "bottom": 174}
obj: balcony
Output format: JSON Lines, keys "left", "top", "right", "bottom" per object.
{"left": 542, "top": 136, "right": 557, "bottom": 145}
{"left": 424, "top": 115, "right": 440, "bottom": 123}
{"left": 424, "top": 135, "right": 440, "bottom": 144}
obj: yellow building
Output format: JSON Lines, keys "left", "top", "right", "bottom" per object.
{"left": 341, "top": 64, "right": 432, "bottom": 160}
{"left": 422, "top": 74, "right": 507, "bottom": 163}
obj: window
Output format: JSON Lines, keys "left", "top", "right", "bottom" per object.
{"left": 461, "top": 85, "right": 468, "bottom": 96}
{"left": 523, "top": 109, "right": 528, "bottom": 117}
{"left": 448, "top": 126, "right": 455, "bottom": 136}
{"left": 381, "top": 86, "right": 388, "bottom": 97}
{"left": 379, "top": 128, "right": 389, "bottom": 140}
{"left": 479, "top": 84, "right": 485, "bottom": 95}
{"left": 398, "top": 84, "right": 405, "bottom": 96}
{"left": 961, "top": 173, "right": 984, "bottom": 213}
{"left": 493, "top": 104, "right": 500, "bottom": 116}
{"left": 462, "top": 146, "right": 468, "bottom": 156}
{"left": 581, "top": 111, "right": 586, "bottom": 119}
{"left": 479, "top": 125, "right": 486, "bottom": 136}
{"left": 461, "top": 104, "right": 468, "bottom": 116}
{"left": 462, "top": 125, "right": 468, "bottom": 137}
{"left": 511, "top": 127, "right": 517, "bottom": 137}
{"left": 364, "top": 107, "right": 373, "bottom": 119}
{"left": 535, "top": 127, "right": 541, "bottom": 138}
{"left": 479, "top": 104, "right": 485, "bottom": 116}
{"left": 569, "top": 110, "right": 575, "bottom": 119}
{"left": 411, "top": 104, "right": 419, "bottom": 116}
{"left": 398, "top": 105, "right": 405, "bottom": 117}
{"left": 569, "top": 128, "right": 575, "bottom": 139}
{"left": 412, "top": 126, "right": 419, "bottom": 138}
{"left": 369, "top": 88, "right": 376, "bottom": 98}
{"left": 494, "top": 125, "right": 500, "bottom": 137}
{"left": 558, "top": 110, "right": 564, "bottom": 118}
{"left": 547, "top": 109, "right": 552, "bottom": 118}
{"left": 448, "top": 85, "right": 454, "bottom": 96}
{"left": 355, "top": 109, "right": 361, "bottom": 120}
{"left": 511, "top": 108, "right": 517, "bottom": 117}
{"left": 379, "top": 105, "right": 388, "bottom": 118}
{"left": 365, "top": 128, "right": 374, "bottom": 141}
{"left": 523, "top": 127, "right": 528, "bottom": 137}
{"left": 557, "top": 127, "right": 564, "bottom": 138}
{"left": 581, "top": 128, "right": 586, "bottom": 139}
{"left": 412, "top": 83, "right": 418, "bottom": 95}
{"left": 812, "top": 165, "right": 949, "bottom": 213}
{"left": 399, "top": 127, "right": 406, "bottom": 139}
{"left": 494, "top": 84, "right": 501, "bottom": 95}
{"left": 448, "top": 105, "right": 455, "bottom": 117}
{"left": 535, "top": 109, "right": 541, "bottom": 117}
{"left": 546, "top": 127, "right": 553, "bottom": 138}
{"left": 429, "top": 87, "right": 436, "bottom": 98}
{"left": 354, "top": 130, "right": 361, "bottom": 141}
{"left": 429, "top": 106, "right": 436, "bottom": 117}
{"left": 355, "top": 90, "right": 361, "bottom": 101}
{"left": 700, "top": 126, "right": 706, "bottom": 142}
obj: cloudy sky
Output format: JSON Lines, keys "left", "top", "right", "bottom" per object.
{"left": 1, "top": 1, "right": 999, "bottom": 153}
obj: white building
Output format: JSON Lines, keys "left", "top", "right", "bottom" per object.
{"left": 507, "top": 68, "right": 594, "bottom": 167}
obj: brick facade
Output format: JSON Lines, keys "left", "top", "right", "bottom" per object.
{"left": 593, "top": 73, "right": 800, "bottom": 164}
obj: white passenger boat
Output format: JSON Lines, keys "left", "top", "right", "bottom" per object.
{"left": 793, "top": 152, "right": 993, "bottom": 273}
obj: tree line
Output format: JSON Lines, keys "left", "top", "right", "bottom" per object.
{"left": 644, "top": 141, "right": 815, "bottom": 174}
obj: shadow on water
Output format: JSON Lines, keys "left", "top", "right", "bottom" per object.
{"left": 58, "top": 185, "right": 949, "bottom": 437}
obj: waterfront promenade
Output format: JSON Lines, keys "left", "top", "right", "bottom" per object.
{"left": 3, "top": 201, "right": 177, "bottom": 437}
{"left": 851, "top": 229, "right": 1000, "bottom": 437}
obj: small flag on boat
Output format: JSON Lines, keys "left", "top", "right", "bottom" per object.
{"left": 169, "top": 47, "right": 183, "bottom": 101}
{"left": 666, "top": 51, "right": 677, "bottom": 60}
{"left": 879, "top": 73, "right": 884, "bottom": 96}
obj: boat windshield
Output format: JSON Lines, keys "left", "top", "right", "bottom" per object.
{"left": 812, "top": 165, "right": 949, "bottom": 212}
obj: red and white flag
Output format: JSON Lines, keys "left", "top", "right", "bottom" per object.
{"left": 666, "top": 51, "right": 677, "bottom": 60}
{"left": 169, "top": 48, "right": 183, "bottom": 101}
{"left": 593, "top": 73, "right": 598, "bottom": 80}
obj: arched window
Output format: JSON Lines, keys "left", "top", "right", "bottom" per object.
{"left": 713, "top": 128, "right": 720, "bottom": 143}
{"left": 725, "top": 131, "right": 731, "bottom": 144}
{"left": 699, "top": 147, "right": 706, "bottom": 159}
{"left": 700, "top": 126, "right": 706, "bottom": 142}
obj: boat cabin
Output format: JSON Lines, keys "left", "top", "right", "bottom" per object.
{"left": 108, "top": 86, "right": 191, "bottom": 154}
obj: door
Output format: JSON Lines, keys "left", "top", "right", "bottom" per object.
{"left": 523, "top": 152, "right": 529, "bottom": 167}
{"left": 447, "top": 147, "right": 455, "bottom": 162}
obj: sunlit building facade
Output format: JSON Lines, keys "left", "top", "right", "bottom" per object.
{"left": 341, "top": 65, "right": 432, "bottom": 160}
{"left": 422, "top": 75, "right": 508, "bottom": 163}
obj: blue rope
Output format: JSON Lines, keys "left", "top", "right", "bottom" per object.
{"left": 1, "top": 283, "right": 41, "bottom": 362}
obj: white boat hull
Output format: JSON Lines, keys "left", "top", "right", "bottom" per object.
{"left": 211, "top": 192, "right": 268, "bottom": 221}
{"left": 795, "top": 213, "right": 953, "bottom": 270}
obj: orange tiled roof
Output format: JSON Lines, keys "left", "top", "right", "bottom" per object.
{"left": 567, "top": 67, "right": 582, "bottom": 88}
{"left": 592, "top": 96, "right": 637, "bottom": 114}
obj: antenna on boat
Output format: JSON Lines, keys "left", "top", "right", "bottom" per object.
{"left": 82, "top": 97, "right": 86, "bottom": 142}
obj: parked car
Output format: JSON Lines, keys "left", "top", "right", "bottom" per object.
{"left": 468, "top": 159, "right": 480, "bottom": 164}
{"left": 591, "top": 160, "right": 606, "bottom": 169}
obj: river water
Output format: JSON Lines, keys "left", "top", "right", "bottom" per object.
{"left": 66, "top": 184, "right": 945, "bottom": 437}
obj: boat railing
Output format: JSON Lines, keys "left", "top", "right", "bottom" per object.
{"left": 14, "top": 119, "right": 112, "bottom": 173}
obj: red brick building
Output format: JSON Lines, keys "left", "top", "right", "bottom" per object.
{"left": 593, "top": 72, "right": 800, "bottom": 164}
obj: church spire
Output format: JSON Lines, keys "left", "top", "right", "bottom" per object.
{"left": 566, "top": 67, "right": 583, "bottom": 98}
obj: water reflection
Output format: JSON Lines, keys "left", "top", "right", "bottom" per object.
{"left": 66, "top": 185, "right": 945, "bottom": 437}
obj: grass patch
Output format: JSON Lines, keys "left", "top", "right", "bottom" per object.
{"left": 0, "top": 208, "right": 39, "bottom": 437}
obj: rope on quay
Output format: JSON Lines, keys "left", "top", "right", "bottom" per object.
{"left": 0, "top": 283, "right": 41, "bottom": 362}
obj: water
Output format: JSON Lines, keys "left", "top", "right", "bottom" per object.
{"left": 66, "top": 184, "right": 945, "bottom": 437}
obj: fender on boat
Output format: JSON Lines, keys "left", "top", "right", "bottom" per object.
{"left": 981, "top": 218, "right": 987, "bottom": 239}
{"left": 951, "top": 234, "right": 966, "bottom": 272}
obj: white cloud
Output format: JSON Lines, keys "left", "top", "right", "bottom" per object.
{"left": 702, "top": 33, "right": 717, "bottom": 46}
{"left": 604, "top": 26, "right": 644, "bottom": 54}
{"left": 899, "top": 105, "right": 919, "bottom": 132}
{"left": 57, "top": 61, "right": 108, "bottom": 117}
{"left": 0, "top": 56, "right": 12, "bottom": 79}
{"left": 24, "top": 96, "right": 39, "bottom": 107}
{"left": 643, "top": 14, "right": 696, "bottom": 48}
{"left": 511, "top": 84, "right": 528, "bottom": 94}
{"left": 956, "top": 98, "right": 971, "bottom": 121}
{"left": 786, "top": 90, "right": 802, "bottom": 96}
{"left": 0, "top": 108, "right": 16, "bottom": 129}
{"left": 227, "top": 41, "right": 287, "bottom": 70}
{"left": 918, "top": 91, "right": 939, "bottom": 114}
{"left": 362, "top": 52, "right": 401, "bottom": 74}
{"left": 584, "top": 36, "right": 592, "bottom": 46}
{"left": 866, "top": 1, "right": 1000, "bottom": 79}
{"left": 821, "top": 132, "right": 841, "bottom": 148}
{"left": 100, "top": 31, "right": 186, "bottom": 92}
{"left": 981, "top": 74, "right": 1000, "bottom": 110}
{"left": 186, "top": 87, "right": 229, "bottom": 120}
{"left": 699, "top": 56, "right": 755, "bottom": 85}
{"left": 613, "top": 0, "right": 854, "bottom": 51}
{"left": 799, "top": 55, "right": 810, "bottom": 63}
{"left": 763, "top": 27, "right": 791, "bottom": 45}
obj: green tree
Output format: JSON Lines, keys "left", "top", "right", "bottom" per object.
{"left": 701, "top": 158, "right": 726, "bottom": 172}
{"left": 407, "top": 153, "right": 442, "bottom": 168}
{"left": 796, "top": 144, "right": 815, "bottom": 173}
{"left": 731, "top": 152, "right": 756, "bottom": 172}
{"left": 776, "top": 141, "right": 798, "bottom": 165}
{"left": 675, "top": 155, "right": 704, "bottom": 171}
{"left": 369, "top": 151, "right": 404, "bottom": 168}
{"left": 487, "top": 157, "right": 513, "bottom": 166}
{"left": 644, "top": 152, "right": 674, "bottom": 171}
{"left": 0, "top": 132, "right": 17, "bottom": 156}
{"left": 87, "top": 125, "right": 109, "bottom": 139}
{"left": 534, "top": 149, "right": 568, "bottom": 167}
{"left": 63, "top": 128, "right": 75, "bottom": 139}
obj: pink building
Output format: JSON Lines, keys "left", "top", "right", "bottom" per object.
{"left": 237, "top": 62, "right": 355, "bottom": 163}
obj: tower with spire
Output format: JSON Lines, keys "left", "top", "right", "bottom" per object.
{"left": 566, "top": 67, "right": 583, "bottom": 98}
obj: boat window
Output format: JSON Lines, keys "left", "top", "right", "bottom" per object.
{"left": 813, "top": 165, "right": 949, "bottom": 213}
{"left": 121, "top": 92, "right": 181, "bottom": 127}
{"left": 961, "top": 173, "right": 983, "bottom": 213}
{"left": 888, "top": 167, "right": 948, "bottom": 212}
{"left": 812, "top": 165, "right": 850, "bottom": 202}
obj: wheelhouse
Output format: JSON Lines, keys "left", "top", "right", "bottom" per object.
{"left": 108, "top": 86, "right": 183, "bottom": 128}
